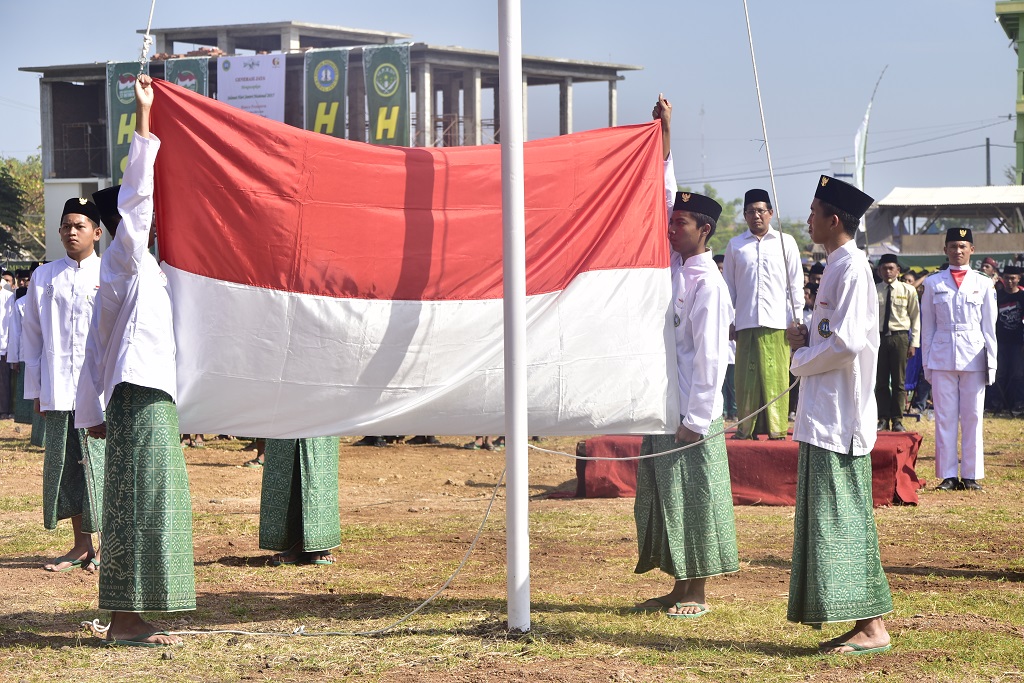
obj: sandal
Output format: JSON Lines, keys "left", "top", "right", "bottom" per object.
{"left": 304, "top": 551, "right": 334, "bottom": 566}
{"left": 243, "top": 456, "right": 264, "bottom": 468}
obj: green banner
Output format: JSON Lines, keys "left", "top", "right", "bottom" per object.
{"left": 304, "top": 49, "right": 348, "bottom": 138}
{"left": 106, "top": 62, "right": 149, "bottom": 184}
{"left": 164, "top": 57, "right": 210, "bottom": 97}
{"left": 363, "top": 45, "right": 410, "bottom": 146}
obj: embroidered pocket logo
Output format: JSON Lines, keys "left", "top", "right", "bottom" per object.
{"left": 818, "top": 318, "right": 833, "bottom": 338}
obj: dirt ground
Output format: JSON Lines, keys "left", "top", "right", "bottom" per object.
{"left": 2, "top": 422, "right": 1024, "bottom": 681}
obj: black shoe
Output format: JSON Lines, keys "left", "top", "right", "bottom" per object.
{"left": 354, "top": 436, "right": 388, "bottom": 447}
{"left": 935, "top": 477, "right": 959, "bottom": 491}
{"left": 960, "top": 478, "right": 983, "bottom": 491}
{"left": 890, "top": 421, "right": 906, "bottom": 432}
{"left": 406, "top": 435, "right": 428, "bottom": 445}
{"left": 877, "top": 420, "right": 889, "bottom": 432}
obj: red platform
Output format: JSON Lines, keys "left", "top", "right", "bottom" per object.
{"left": 573, "top": 430, "right": 924, "bottom": 506}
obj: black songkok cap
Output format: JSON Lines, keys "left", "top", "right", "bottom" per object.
{"left": 744, "top": 188, "right": 771, "bottom": 207}
{"left": 809, "top": 262, "right": 825, "bottom": 275}
{"left": 91, "top": 186, "right": 121, "bottom": 232}
{"left": 61, "top": 197, "right": 101, "bottom": 226}
{"left": 945, "top": 227, "right": 973, "bottom": 244}
{"left": 673, "top": 191, "right": 723, "bottom": 222}
{"left": 877, "top": 253, "right": 903, "bottom": 270}
{"left": 814, "top": 175, "right": 874, "bottom": 219}
{"left": 1004, "top": 265, "right": 1023, "bottom": 276}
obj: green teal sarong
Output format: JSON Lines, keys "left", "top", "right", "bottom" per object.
{"left": 41, "top": 410, "right": 104, "bottom": 533}
{"left": 734, "top": 327, "right": 790, "bottom": 439}
{"left": 634, "top": 417, "right": 739, "bottom": 579}
{"left": 259, "top": 437, "right": 341, "bottom": 553}
{"left": 13, "top": 363, "right": 32, "bottom": 424}
{"left": 31, "top": 409, "right": 46, "bottom": 448}
{"left": 99, "top": 383, "right": 195, "bottom": 613}
{"left": 787, "top": 443, "right": 893, "bottom": 624}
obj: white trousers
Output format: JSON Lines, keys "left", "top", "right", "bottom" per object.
{"left": 931, "top": 369, "right": 985, "bottom": 480}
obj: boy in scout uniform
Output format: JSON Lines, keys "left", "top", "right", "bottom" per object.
{"left": 874, "top": 253, "right": 920, "bottom": 431}
{"left": 920, "top": 228, "right": 997, "bottom": 491}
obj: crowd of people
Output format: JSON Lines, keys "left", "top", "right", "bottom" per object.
{"left": 6, "top": 82, "right": 1006, "bottom": 655}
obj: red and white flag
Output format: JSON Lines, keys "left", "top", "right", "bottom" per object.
{"left": 150, "top": 79, "right": 677, "bottom": 438}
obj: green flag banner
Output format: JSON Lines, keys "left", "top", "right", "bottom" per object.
{"left": 304, "top": 49, "right": 349, "bottom": 138}
{"left": 362, "top": 45, "right": 410, "bottom": 146}
{"left": 164, "top": 57, "right": 210, "bottom": 97}
{"left": 106, "top": 61, "right": 149, "bottom": 184}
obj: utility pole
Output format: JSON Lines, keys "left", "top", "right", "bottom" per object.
{"left": 986, "top": 137, "right": 992, "bottom": 186}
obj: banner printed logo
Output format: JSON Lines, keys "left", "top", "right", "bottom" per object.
{"left": 314, "top": 59, "right": 339, "bottom": 93}
{"left": 175, "top": 70, "right": 198, "bottom": 92}
{"left": 373, "top": 63, "right": 400, "bottom": 97}
{"left": 221, "top": 59, "right": 232, "bottom": 72}
{"left": 116, "top": 73, "right": 137, "bottom": 105}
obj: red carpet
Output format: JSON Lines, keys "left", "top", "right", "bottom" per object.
{"left": 573, "top": 429, "right": 924, "bottom": 506}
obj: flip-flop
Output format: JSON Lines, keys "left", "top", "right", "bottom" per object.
{"left": 630, "top": 596, "right": 672, "bottom": 613}
{"left": 304, "top": 552, "right": 334, "bottom": 566}
{"left": 43, "top": 556, "right": 86, "bottom": 572}
{"left": 269, "top": 552, "right": 301, "bottom": 567}
{"left": 84, "top": 557, "right": 100, "bottom": 573}
{"left": 242, "top": 457, "right": 264, "bottom": 468}
{"left": 105, "top": 631, "right": 179, "bottom": 648}
{"left": 823, "top": 642, "right": 892, "bottom": 656}
{"left": 666, "top": 602, "right": 710, "bottom": 619}
{"left": 463, "top": 443, "right": 481, "bottom": 450}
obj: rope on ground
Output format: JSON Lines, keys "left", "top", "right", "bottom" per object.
{"left": 528, "top": 377, "right": 799, "bottom": 462}
{"left": 82, "top": 467, "right": 508, "bottom": 641}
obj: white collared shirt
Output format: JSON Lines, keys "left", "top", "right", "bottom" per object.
{"left": 76, "top": 132, "right": 176, "bottom": 429}
{"left": 791, "top": 239, "right": 879, "bottom": 455}
{"left": 7, "top": 295, "right": 26, "bottom": 363}
{"left": 21, "top": 252, "right": 101, "bottom": 411}
{"left": 0, "top": 288, "right": 13, "bottom": 354}
{"left": 723, "top": 226, "right": 802, "bottom": 331}
{"left": 674, "top": 250, "right": 732, "bottom": 434}
{"left": 920, "top": 268, "right": 997, "bottom": 384}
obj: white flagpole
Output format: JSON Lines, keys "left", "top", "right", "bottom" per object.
{"left": 497, "top": 0, "right": 531, "bottom": 632}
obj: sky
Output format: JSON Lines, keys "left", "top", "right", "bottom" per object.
{"left": 0, "top": 0, "right": 1018, "bottom": 222}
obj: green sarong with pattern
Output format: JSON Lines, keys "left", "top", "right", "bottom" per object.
{"left": 259, "top": 437, "right": 341, "bottom": 553}
{"left": 41, "top": 410, "right": 105, "bottom": 533}
{"left": 13, "top": 363, "right": 32, "bottom": 424}
{"left": 634, "top": 417, "right": 739, "bottom": 579}
{"left": 787, "top": 443, "right": 893, "bottom": 624}
{"left": 31, "top": 410, "right": 46, "bottom": 448}
{"left": 734, "top": 327, "right": 790, "bottom": 439}
{"left": 99, "top": 383, "right": 195, "bottom": 613}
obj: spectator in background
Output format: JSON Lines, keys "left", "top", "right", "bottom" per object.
{"left": 994, "top": 265, "right": 1024, "bottom": 416}
{"left": 807, "top": 261, "right": 825, "bottom": 285}
{"left": 713, "top": 254, "right": 736, "bottom": 421}
{"left": 980, "top": 257, "right": 1001, "bottom": 292}
{"left": 874, "top": 254, "right": 920, "bottom": 432}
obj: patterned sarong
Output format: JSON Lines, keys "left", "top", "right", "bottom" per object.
{"left": 734, "top": 327, "right": 790, "bottom": 439}
{"left": 634, "top": 417, "right": 739, "bottom": 579}
{"left": 99, "top": 383, "right": 195, "bottom": 613}
{"left": 41, "top": 410, "right": 104, "bottom": 533}
{"left": 787, "top": 443, "right": 893, "bottom": 624}
{"left": 31, "top": 410, "right": 46, "bottom": 448}
{"left": 13, "top": 363, "right": 32, "bottom": 424}
{"left": 259, "top": 437, "right": 341, "bottom": 553}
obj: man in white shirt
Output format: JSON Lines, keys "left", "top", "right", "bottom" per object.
{"left": 920, "top": 228, "right": 997, "bottom": 492}
{"left": 0, "top": 278, "right": 13, "bottom": 418}
{"left": 786, "top": 175, "right": 891, "bottom": 655}
{"left": 77, "top": 73, "right": 195, "bottom": 647}
{"left": 21, "top": 198, "right": 105, "bottom": 573}
{"left": 724, "top": 188, "right": 803, "bottom": 439}
{"left": 632, "top": 95, "right": 738, "bottom": 618}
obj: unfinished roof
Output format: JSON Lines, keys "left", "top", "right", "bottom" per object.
{"left": 876, "top": 186, "right": 1024, "bottom": 207}
{"left": 142, "top": 21, "right": 409, "bottom": 52}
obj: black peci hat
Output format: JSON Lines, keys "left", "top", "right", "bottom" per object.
{"left": 743, "top": 188, "right": 771, "bottom": 207}
{"left": 91, "top": 186, "right": 121, "bottom": 232}
{"left": 945, "top": 227, "right": 973, "bottom": 244}
{"left": 673, "top": 191, "right": 723, "bottom": 222}
{"left": 814, "top": 175, "right": 874, "bottom": 218}
{"left": 61, "top": 197, "right": 101, "bottom": 226}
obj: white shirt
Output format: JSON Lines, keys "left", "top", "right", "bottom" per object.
{"left": 674, "top": 250, "right": 732, "bottom": 434}
{"left": 20, "top": 253, "right": 101, "bottom": 411}
{"left": 791, "top": 239, "right": 878, "bottom": 455}
{"left": 723, "top": 225, "right": 802, "bottom": 331}
{"left": 76, "top": 132, "right": 177, "bottom": 429}
{"left": 7, "top": 295, "right": 26, "bottom": 363}
{"left": 920, "top": 268, "right": 997, "bottom": 385}
{"left": 0, "top": 288, "right": 13, "bottom": 354}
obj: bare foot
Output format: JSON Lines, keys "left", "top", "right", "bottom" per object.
{"left": 819, "top": 618, "right": 890, "bottom": 654}
{"left": 107, "top": 612, "right": 182, "bottom": 646}
{"left": 665, "top": 577, "right": 708, "bottom": 617}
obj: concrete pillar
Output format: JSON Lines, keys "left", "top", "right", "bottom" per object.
{"left": 349, "top": 62, "right": 366, "bottom": 141}
{"left": 280, "top": 27, "right": 301, "bottom": 52}
{"left": 464, "top": 68, "right": 482, "bottom": 146}
{"left": 40, "top": 82, "right": 54, "bottom": 179}
{"left": 559, "top": 77, "right": 573, "bottom": 136}
{"left": 493, "top": 84, "right": 501, "bottom": 143}
{"left": 608, "top": 80, "right": 618, "bottom": 127}
{"left": 415, "top": 64, "right": 433, "bottom": 147}
{"left": 443, "top": 79, "right": 460, "bottom": 146}
{"left": 216, "top": 29, "right": 235, "bottom": 54}
{"left": 154, "top": 34, "right": 169, "bottom": 55}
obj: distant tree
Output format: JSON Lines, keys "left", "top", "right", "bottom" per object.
{"left": 0, "top": 154, "right": 45, "bottom": 258}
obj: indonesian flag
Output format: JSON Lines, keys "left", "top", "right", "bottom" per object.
{"left": 149, "top": 79, "right": 677, "bottom": 438}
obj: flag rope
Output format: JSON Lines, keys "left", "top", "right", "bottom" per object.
{"left": 137, "top": 0, "right": 157, "bottom": 75}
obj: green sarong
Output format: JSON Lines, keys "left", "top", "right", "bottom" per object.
{"left": 259, "top": 437, "right": 341, "bottom": 553}
{"left": 41, "top": 410, "right": 105, "bottom": 533}
{"left": 13, "top": 363, "right": 32, "bottom": 424}
{"left": 30, "top": 409, "right": 46, "bottom": 448}
{"left": 787, "top": 443, "right": 893, "bottom": 624}
{"left": 99, "top": 383, "right": 195, "bottom": 613}
{"left": 634, "top": 417, "right": 739, "bottom": 579}
{"left": 734, "top": 327, "right": 790, "bottom": 439}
